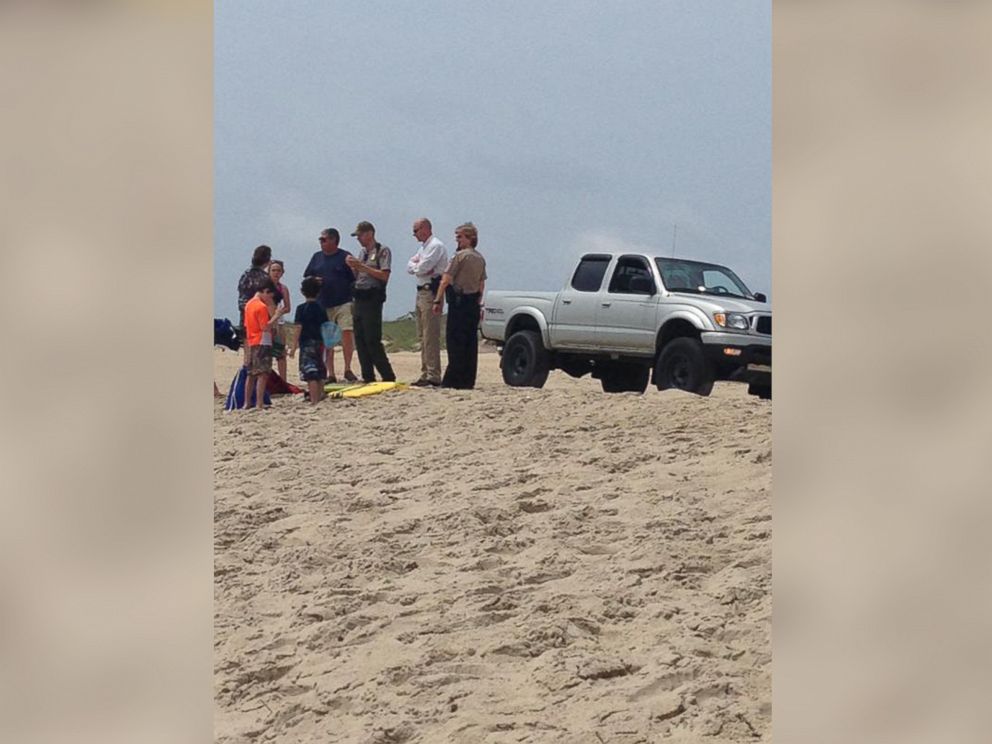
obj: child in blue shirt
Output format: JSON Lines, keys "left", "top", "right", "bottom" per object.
{"left": 294, "top": 276, "right": 328, "bottom": 403}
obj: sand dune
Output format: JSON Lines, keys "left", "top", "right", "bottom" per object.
{"left": 214, "top": 349, "right": 771, "bottom": 742}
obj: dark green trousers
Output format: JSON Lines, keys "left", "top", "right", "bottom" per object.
{"left": 352, "top": 296, "right": 395, "bottom": 382}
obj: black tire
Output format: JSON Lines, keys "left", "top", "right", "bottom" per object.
{"left": 501, "top": 330, "right": 551, "bottom": 387}
{"left": 600, "top": 362, "right": 650, "bottom": 394}
{"left": 748, "top": 382, "right": 772, "bottom": 400}
{"left": 655, "top": 337, "right": 715, "bottom": 396}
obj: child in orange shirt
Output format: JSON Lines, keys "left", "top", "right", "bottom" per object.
{"left": 243, "top": 279, "right": 286, "bottom": 409}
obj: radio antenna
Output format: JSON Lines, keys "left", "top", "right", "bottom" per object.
{"left": 671, "top": 224, "right": 678, "bottom": 257}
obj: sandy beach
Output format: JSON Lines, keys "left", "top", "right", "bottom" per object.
{"left": 214, "top": 348, "right": 771, "bottom": 742}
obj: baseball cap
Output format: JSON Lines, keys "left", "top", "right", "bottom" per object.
{"left": 350, "top": 221, "right": 375, "bottom": 236}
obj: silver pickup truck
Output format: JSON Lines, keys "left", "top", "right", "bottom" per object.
{"left": 481, "top": 252, "right": 771, "bottom": 398}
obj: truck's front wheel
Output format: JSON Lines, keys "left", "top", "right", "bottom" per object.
{"left": 655, "top": 338, "right": 715, "bottom": 396}
{"left": 502, "top": 330, "right": 551, "bottom": 388}
{"left": 748, "top": 382, "right": 772, "bottom": 400}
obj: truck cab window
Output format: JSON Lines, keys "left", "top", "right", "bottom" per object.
{"left": 571, "top": 256, "right": 611, "bottom": 292}
{"left": 608, "top": 257, "right": 654, "bottom": 294}
{"left": 702, "top": 269, "right": 738, "bottom": 294}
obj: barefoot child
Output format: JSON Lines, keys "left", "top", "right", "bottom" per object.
{"left": 243, "top": 279, "right": 286, "bottom": 409}
{"left": 268, "top": 259, "right": 292, "bottom": 381}
{"left": 294, "top": 276, "right": 327, "bottom": 403}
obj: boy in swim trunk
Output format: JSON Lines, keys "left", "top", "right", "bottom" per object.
{"left": 294, "top": 276, "right": 328, "bottom": 404}
{"left": 243, "top": 279, "right": 286, "bottom": 409}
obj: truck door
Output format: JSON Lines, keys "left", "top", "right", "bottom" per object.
{"left": 598, "top": 255, "right": 659, "bottom": 352}
{"left": 549, "top": 254, "right": 612, "bottom": 349}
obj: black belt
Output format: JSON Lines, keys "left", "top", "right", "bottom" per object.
{"left": 445, "top": 288, "right": 481, "bottom": 307}
{"left": 419, "top": 276, "right": 442, "bottom": 293}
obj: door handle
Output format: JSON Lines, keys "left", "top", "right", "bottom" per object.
{"left": 601, "top": 302, "right": 612, "bottom": 307}
{"left": 561, "top": 299, "right": 572, "bottom": 304}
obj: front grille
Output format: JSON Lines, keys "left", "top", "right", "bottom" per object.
{"left": 755, "top": 315, "right": 771, "bottom": 335}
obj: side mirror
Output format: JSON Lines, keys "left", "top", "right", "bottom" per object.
{"left": 753, "top": 292, "right": 767, "bottom": 303}
{"left": 629, "top": 276, "right": 655, "bottom": 295}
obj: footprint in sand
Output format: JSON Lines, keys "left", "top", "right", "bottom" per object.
{"left": 517, "top": 499, "right": 553, "bottom": 514}
{"left": 628, "top": 667, "right": 700, "bottom": 700}
{"left": 572, "top": 542, "right": 620, "bottom": 556}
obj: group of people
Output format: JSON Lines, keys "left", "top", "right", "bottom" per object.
{"left": 233, "top": 218, "right": 487, "bottom": 408}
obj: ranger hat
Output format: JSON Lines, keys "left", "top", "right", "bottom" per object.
{"left": 350, "top": 220, "right": 375, "bottom": 236}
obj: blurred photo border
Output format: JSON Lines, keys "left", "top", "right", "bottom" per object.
{"left": 1, "top": 1, "right": 989, "bottom": 741}
{"left": 1, "top": 2, "right": 213, "bottom": 743}
{"left": 774, "top": 1, "right": 992, "bottom": 741}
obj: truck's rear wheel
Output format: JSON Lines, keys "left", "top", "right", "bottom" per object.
{"left": 600, "top": 362, "right": 650, "bottom": 394}
{"left": 655, "top": 338, "right": 715, "bottom": 396}
{"left": 501, "top": 330, "right": 550, "bottom": 388}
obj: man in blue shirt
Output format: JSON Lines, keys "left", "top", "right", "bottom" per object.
{"left": 303, "top": 228, "right": 357, "bottom": 382}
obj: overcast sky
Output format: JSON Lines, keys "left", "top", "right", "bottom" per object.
{"left": 214, "top": 0, "right": 770, "bottom": 321}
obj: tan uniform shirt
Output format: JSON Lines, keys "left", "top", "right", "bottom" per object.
{"left": 446, "top": 248, "right": 487, "bottom": 294}
{"left": 353, "top": 243, "right": 391, "bottom": 292}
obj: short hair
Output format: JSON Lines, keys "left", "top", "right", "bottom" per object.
{"left": 256, "top": 278, "right": 277, "bottom": 295}
{"left": 416, "top": 217, "right": 432, "bottom": 231}
{"left": 269, "top": 259, "right": 284, "bottom": 271}
{"left": 455, "top": 222, "right": 478, "bottom": 247}
{"left": 300, "top": 275, "right": 321, "bottom": 299}
{"left": 251, "top": 244, "right": 272, "bottom": 267}
{"left": 321, "top": 228, "right": 340, "bottom": 243}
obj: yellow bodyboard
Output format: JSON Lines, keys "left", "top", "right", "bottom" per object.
{"left": 328, "top": 381, "right": 407, "bottom": 399}
{"left": 323, "top": 382, "right": 365, "bottom": 394}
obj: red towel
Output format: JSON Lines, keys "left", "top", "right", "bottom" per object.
{"left": 266, "top": 371, "right": 303, "bottom": 395}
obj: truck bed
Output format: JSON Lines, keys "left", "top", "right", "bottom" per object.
{"left": 480, "top": 290, "right": 558, "bottom": 343}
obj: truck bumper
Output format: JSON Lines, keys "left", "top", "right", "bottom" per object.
{"left": 700, "top": 332, "right": 772, "bottom": 369}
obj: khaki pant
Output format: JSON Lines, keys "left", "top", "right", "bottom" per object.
{"left": 415, "top": 289, "right": 442, "bottom": 383}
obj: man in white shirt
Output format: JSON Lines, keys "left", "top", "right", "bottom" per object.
{"left": 407, "top": 217, "right": 448, "bottom": 386}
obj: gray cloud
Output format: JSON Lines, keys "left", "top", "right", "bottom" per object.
{"left": 215, "top": 0, "right": 770, "bottom": 320}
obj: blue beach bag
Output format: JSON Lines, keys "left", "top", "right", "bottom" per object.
{"left": 224, "top": 366, "right": 272, "bottom": 411}
{"left": 320, "top": 321, "right": 342, "bottom": 348}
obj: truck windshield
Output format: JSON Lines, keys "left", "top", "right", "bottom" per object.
{"left": 655, "top": 258, "right": 754, "bottom": 300}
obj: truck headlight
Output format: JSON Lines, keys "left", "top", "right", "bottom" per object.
{"left": 713, "top": 312, "right": 750, "bottom": 331}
